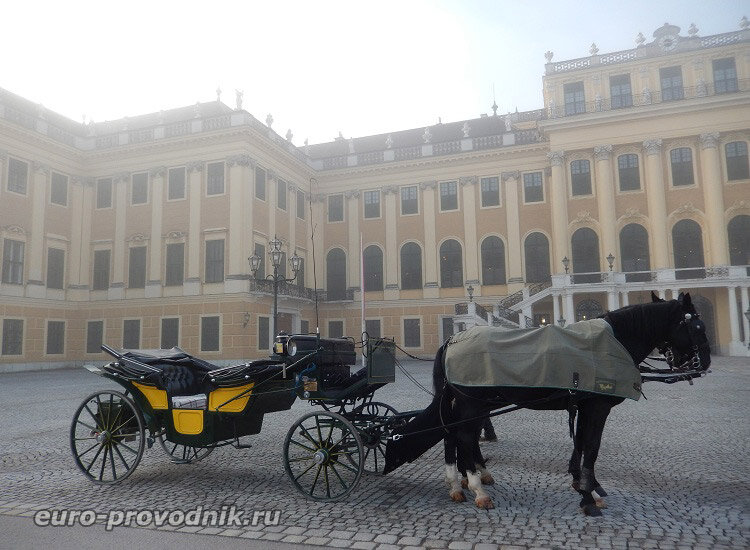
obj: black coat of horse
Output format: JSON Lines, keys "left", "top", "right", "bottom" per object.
{"left": 384, "top": 293, "right": 711, "bottom": 515}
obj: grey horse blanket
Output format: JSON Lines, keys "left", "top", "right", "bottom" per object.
{"left": 444, "top": 320, "right": 641, "bottom": 401}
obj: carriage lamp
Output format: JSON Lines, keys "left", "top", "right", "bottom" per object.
{"left": 467, "top": 284, "right": 474, "bottom": 302}
{"left": 607, "top": 253, "right": 615, "bottom": 271}
{"left": 562, "top": 256, "right": 570, "bottom": 274}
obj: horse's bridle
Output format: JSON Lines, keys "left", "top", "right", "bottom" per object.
{"left": 657, "top": 312, "right": 707, "bottom": 373}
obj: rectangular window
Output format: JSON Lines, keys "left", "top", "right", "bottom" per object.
{"left": 570, "top": 160, "right": 592, "bottom": 196}
{"left": 328, "top": 320, "right": 344, "bottom": 338}
{"left": 131, "top": 172, "right": 148, "bottom": 205}
{"left": 86, "top": 320, "right": 103, "bottom": 354}
{"left": 165, "top": 243, "right": 184, "bottom": 286}
{"left": 618, "top": 154, "right": 640, "bottom": 191}
{"left": 328, "top": 194, "right": 344, "bottom": 222}
{"left": 439, "top": 181, "right": 458, "bottom": 211}
{"left": 441, "top": 317, "right": 454, "bottom": 342}
{"left": 46, "top": 320, "right": 65, "bottom": 355}
{"left": 205, "top": 239, "right": 224, "bottom": 283}
{"left": 96, "top": 178, "right": 112, "bottom": 208}
{"left": 2, "top": 319, "right": 23, "bottom": 355}
{"left": 480, "top": 177, "right": 500, "bottom": 207}
{"left": 609, "top": 74, "right": 633, "bottom": 109}
{"left": 255, "top": 167, "right": 266, "bottom": 200}
{"left": 123, "top": 319, "right": 140, "bottom": 349}
{"left": 660, "top": 66, "right": 684, "bottom": 101}
{"left": 300, "top": 319, "right": 309, "bottom": 334}
{"left": 400, "top": 185, "right": 418, "bottom": 215}
{"left": 128, "top": 246, "right": 147, "bottom": 289}
{"left": 7, "top": 158, "right": 28, "bottom": 194}
{"left": 277, "top": 179, "right": 287, "bottom": 210}
{"left": 365, "top": 319, "right": 381, "bottom": 338}
{"left": 2, "top": 239, "right": 24, "bottom": 284}
{"left": 713, "top": 57, "right": 738, "bottom": 94}
{"left": 726, "top": 141, "right": 750, "bottom": 181}
{"left": 670, "top": 148, "right": 695, "bottom": 187}
{"left": 92, "top": 249, "right": 110, "bottom": 290}
{"left": 161, "top": 318, "right": 179, "bottom": 349}
{"left": 296, "top": 189, "right": 306, "bottom": 219}
{"left": 364, "top": 190, "right": 380, "bottom": 218}
{"left": 46, "top": 248, "right": 65, "bottom": 289}
{"left": 253, "top": 243, "right": 265, "bottom": 279}
{"left": 201, "top": 316, "right": 220, "bottom": 352}
{"left": 168, "top": 167, "right": 186, "bottom": 200}
{"left": 523, "top": 172, "right": 543, "bottom": 203}
{"left": 564, "top": 81, "right": 585, "bottom": 115}
{"left": 50, "top": 172, "right": 68, "bottom": 206}
{"left": 403, "top": 318, "right": 421, "bottom": 348}
{"left": 206, "top": 162, "right": 224, "bottom": 195}
{"left": 258, "top": 316, "right": 269, "bottom": 350}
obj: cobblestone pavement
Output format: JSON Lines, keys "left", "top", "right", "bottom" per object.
{"left": 1, "top": 356, "right": 748, "bottom": 549}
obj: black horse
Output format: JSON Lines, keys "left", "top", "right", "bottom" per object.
{"left": 384, "top": 293, "right": 711, "bottom": 515}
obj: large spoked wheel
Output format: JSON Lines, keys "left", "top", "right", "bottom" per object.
{"left": 351, "top": 402, "right": 398, "bottom": 474}
{"left": 283, "top": 411, "right": 364, "bottom": 501}
{"left": 157, "top": 434, "right": 215, "bottom": 464}
{"left": 70, "top": 390, "right": 145, "bottom": 484}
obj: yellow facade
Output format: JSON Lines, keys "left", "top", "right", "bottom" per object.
{"left": 1, "top": 23, "right": 749, "bottom": 369}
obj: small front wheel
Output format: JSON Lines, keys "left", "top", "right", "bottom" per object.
{"left": 70, "top": 390, "right": 145, "bottom": 483}
{"left": 283, "top": 411, "right": 364, "bottom": 501}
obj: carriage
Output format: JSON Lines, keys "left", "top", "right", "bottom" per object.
{"left": 70, "top": 333, "right": 414, "bottom": 501}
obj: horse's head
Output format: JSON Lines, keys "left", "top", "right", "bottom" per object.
{"left": 661, "top": 292, "right": 711, "bottom": 372}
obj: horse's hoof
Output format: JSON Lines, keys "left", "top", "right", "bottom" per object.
{"left": 461, "top": 478, "right": 468, "bottom": 489}
{"left": 480, "top": 474, "right": 495, "bottom": 485}
{"left": 475, "top": 497, "right": 495, "bottom": 509}
{"left": 595, "top": 498, "right": 607, "bottom": 509}
{"left": 582, "top": 504, "right": 603, "bottom": 517}
{"left": 450, "top": 490, "right": 466, "bottom": 503}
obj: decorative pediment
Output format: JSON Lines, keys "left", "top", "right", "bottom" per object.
{"left": 165, "top": 231, "right": 187, "bottom": 241}
{"left": 127, "top": 233, "right": 149, "bottom": 243}
{"left": 1, "top": 225, "right": 27, "bottom": 235}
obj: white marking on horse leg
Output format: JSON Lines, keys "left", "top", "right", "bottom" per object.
{"left": 467, "top": 471, "right": 494, "bottom": 509}
{"left": 445, "top": 463, "right": 465, "bottom": 502}
{"left": 476, "top": 463, "right": 495, "bottom": 485}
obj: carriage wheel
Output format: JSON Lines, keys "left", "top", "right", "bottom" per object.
{"left": 352, "top": 402, "right": 398, "bottom": 474}
{"left": 70, "top": 390, "right": 145, "bottom": 484}
{"left": 283, "top": 411, "right": 364, "bottom": 501}
{"left": 157, "top": 434, "right": 215, "bottom": 464}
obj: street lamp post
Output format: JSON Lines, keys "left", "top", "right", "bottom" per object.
{"left": 249, "top": 237, "right": 302, "bottom": 338}
{"left": 606, "top": 253, "right": 615, "bottom": 271}
{"left": 466, "top": 284, "right": 474, "bottom": 302}
{"left": 562, "top": 256, "right": 570, "bottom": 274}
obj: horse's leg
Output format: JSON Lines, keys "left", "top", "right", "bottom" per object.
{"left": 577, "top": 399, "right": 615, "bottom": 515}
{"left": 456, "top": 421, "right": 494, "bottom": 509}
{"left": 568, "top": 408, "right": 586, "bottom": 490}
{"left": 473, "top": 424, "right": 495, "bottom": 485}
{"left": 444, "top": 432, "right": 465, "bottom": 502}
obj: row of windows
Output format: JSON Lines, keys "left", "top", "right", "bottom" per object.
{"left": 562, "top": 57, "right": 739, "bottom": 115}
{"left": 2, "top": 160, "right": 307, "bottom": 220}
{"left": 322, "top": 214, "right": 750, "bottom": 294}
{"left": 325, "top": 142, "right": 749, "bottom": 220}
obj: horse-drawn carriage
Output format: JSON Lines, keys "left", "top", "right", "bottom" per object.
{"left": 70, "top": 333, "right": 412, "bottom": 501}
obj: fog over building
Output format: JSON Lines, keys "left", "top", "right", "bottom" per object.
{"left": 1, "top": 21, "right": 749, "bottom": 368}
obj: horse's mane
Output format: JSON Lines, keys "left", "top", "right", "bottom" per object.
{"left": 602, "top": 301, "right": 675, "bottom": 363}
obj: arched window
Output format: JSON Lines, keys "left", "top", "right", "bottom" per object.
{"left": 439, "top": 239, "right": 463, "bottom": 288}
{"left": 725, "top": 142, "right": 750, "bottom": 181}
{"left": 524, "top": 232, "right": 550, "bottom": 283}
{"left": 672, "top": 219, "right": 705, "bottom": 280}
{"left": 619, "top": 224, "right": 651, "bottom": 282}
{"left": 326, "top": 248, "right": 347, "bottom": 300}
{"left": 727, "top": 215, "right": 750, "bottom": 269}
{"left": 571, "top": 227, "right": 600, "bottom": 283}
{"left": 481, "top": 236, "right": 506, "bottom": 285}
{"left": 400, "top": 242, "right": 422, "bottom": 290}
{"left": 362, "top": 245, "right": 383, "bottom": 291}
{"left": 576, "top": 299, "right": 603, "bottom": 322}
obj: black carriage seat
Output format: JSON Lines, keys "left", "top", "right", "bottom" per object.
{"left": 118, "top": 347, "right": 217, "bottom": 396}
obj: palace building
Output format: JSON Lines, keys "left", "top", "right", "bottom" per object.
{"left": 1, "top": 21, "right": 749, "bottom": 370}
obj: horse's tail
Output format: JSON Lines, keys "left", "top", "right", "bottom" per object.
{"left": 383, "top": 343, "right": 450, "bottom": 475}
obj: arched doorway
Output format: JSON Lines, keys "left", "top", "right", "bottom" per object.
{"left": 524, "top": 232, "right": 550, "bottom": 283}
{"left": 620, "top": 223, "right": 651, "bottom": 282}
{"left": 672, "top": 219, "right": 705, "bottom": 279}
{"left": 326, "top": 248, "right": 347, "bottom": 300}
{"left": 691, "top": 295, "right": 716, "bottom": 351}
{"left": 576, "top": 298, "right": 603, "bottom": 321}
{"left": 572, "top": 227, "right": 600, "bottom": 284}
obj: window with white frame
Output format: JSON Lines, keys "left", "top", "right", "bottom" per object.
{"left": 439, "top": 181, "right": 458, "bottom": 211}
{"left": 46, "top": 248, "right": 65, "bottom": 289}
{"left": 50, "top": 172, "right": 68, "bottom": 206}
{"left": 168, "top": 167, "right": 186, "bottom": 200}
{"left": 364, "top": 190, "right": 381, "bottom": 218}
{"left": 2, "top": 239, "right": 24, "bottom": 284}
{"left": 206, "top": 162, "right": 224, "bottom": 195}
{"left": 400, "top": 185, "right": 418, "bottom": 214}
{"left": 96, "top": 178, "right": 112, "bottom": 208}
{"left": 128, "top": 246, "right": 147, "bottom": 288}
{"left": 480, "top": 177, "right": 500, "bottom": 207}
{"left": 131, "top": 172, "right": 148, "bottom": 205}
{"left": 7, "top": 158, "right": 28, "bottom": 194}
{"left": 92, "top": 249, "right": 110, "bottom": 290}
{"left": 205, "top": 239, "right": 225, "bottom": 283}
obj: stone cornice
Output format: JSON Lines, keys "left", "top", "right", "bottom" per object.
{"left": 642, "top": 139, "right": 663, "bottom": 155}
